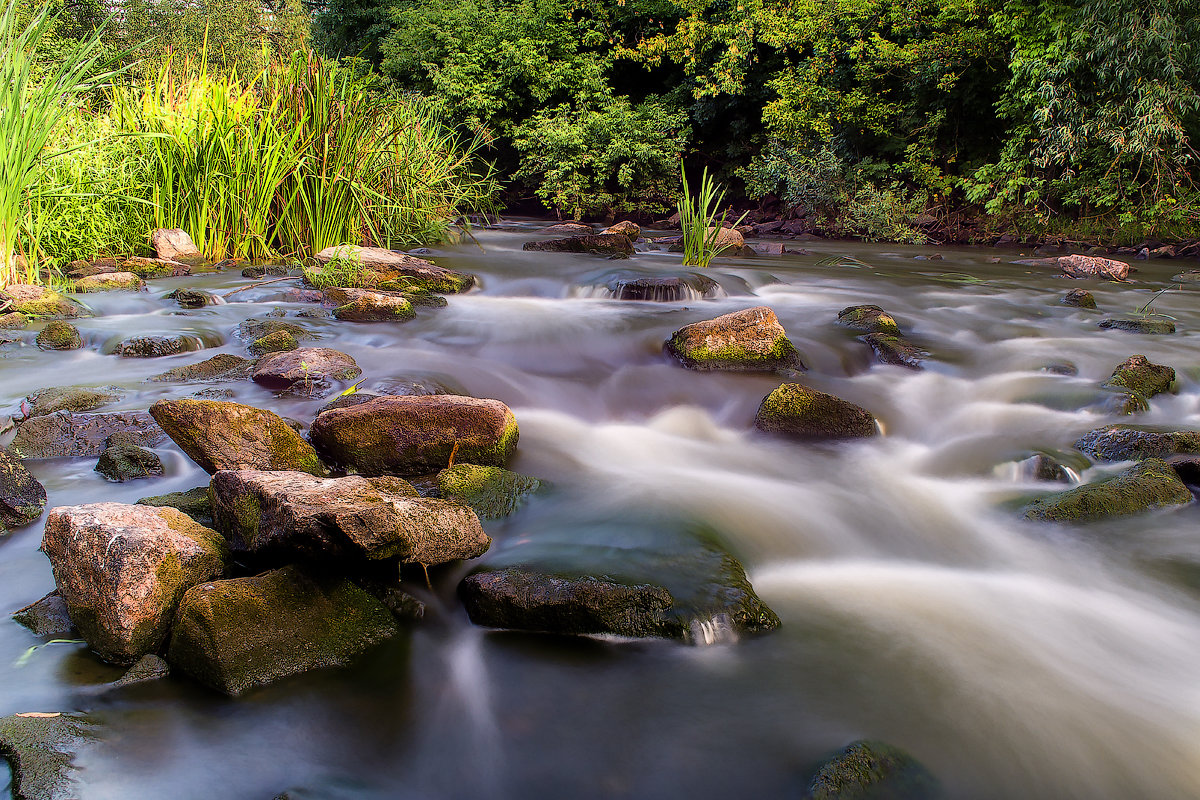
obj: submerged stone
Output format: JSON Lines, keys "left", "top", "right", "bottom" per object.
{"left": 42, "top": 503, "right": 229, "bottom": 664}
{"left": 8, "top": 411, "right": 164, "bottom": 459}
{"left": 322, "top": 287, "right": 416, "bottom": 322}
{"left": 236, "top": 318, "right": 312, "bottom": 343}
{"left": 1098, "top": 318, "right": 1175, "bottom": 334}
{"left": 148, "top": 353, "right": 256, "bottom": 383}
{"left": 0, "top": 712, "right": 96, "bottom": 800}
{"left": 25, "top": 386, "right": 122, "bottom": 417}
{"left": 1076, "top": 426, "right": 1200, "bottom": 462}
{"left": 605, "top": 273, "right": 718, "bottom": 301}
{"left": 167, "top": 288, "right": 217, "bottom": 309}
{"left": 1060, "top": 288, "right": 1097, "bottom": 309}
{"left": 95, "top": 444, "right": 164, "bottom": 482}
{"left": 804, "top": 740, "right": 941, "bottom": 800}
{"left": 167, "top": 565, "right": 399, "bottom": 695}
{"left": 863, "top": 333, "right": 926, "bottom": 369}
{"left": 837, "top": 305, "right": 902, "bottom": 336}
{"left": 1023, "top": 458, "right": 1192, "bottom": 522}
{"left": 112, "top": 333, "right": 203, "bottom": 358}
{"left": 73, "top": 272, "right": 144, "bottom": 292}
{"left": 136, "top": 486, "right": 213, "bottom": 526}
{"left": 149, "top": 398, "right": 324, "bottom": 475}
{"left": 109, "top": 654, "right": 170, "bottom": 689}
{"left": 35, "top": 321, "right": 83, "bottom": 351}
{"left": 755, "top": 384, "right": 878, "bottom": 440}
{"left": 310, "top": 394, "right": 519, "bottom": 476}
{"left": 666, "top": 306, "right": 804, "bottom": 372}
{"left": 0, "top": 450, "right": 47, "bottom": 531}
{"left": 248, "top": 330, "right": 299, "bottom": 356}
{"left": 523, "top": 234, "right": 635, "bottom": 255}
{"left": 436, "top": 464, "right": 542, "bottom": 519}
{"left": 542, "top": 222, "right": 593, "bottom": 236}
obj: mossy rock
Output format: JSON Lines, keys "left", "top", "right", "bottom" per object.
{"left": 112, "top": 333, "right": 203, "bottom": 358}
{"left": 148, "top": 353, "right": 256, "bottom": 383}
{"left": 236, "top": 318, "right": 312, "bottom": 344}
{"left": 12, "top": 592, "right": 75, "bottom": 638}
{"left": 0, "top": 312, "right": 27, "bottom": 329}
{"left": 121, "top": 257, "right": 187, "bottom": 279}
{"left": 35, "top": 321, "right": 83, "bottom": 351}
{"left": 862, "top": 334, "right": 926, "bottom": 370}
{"left": 377, "top": 283, "right": 449, "bottom": 307}
{"left": 25, "top": 386, "right": 123, "bottom": 416}
{"left": 1023, "top": 458, "right": 1192, "bottom": 522}
{"left": 249, "top": 330, "right": 299, "bottom": 356}
{"left": 109, "top": 654, "right": 170, "bottom": 689}
{"left": 167, "top": 288, "right": 216, "bottom": 309}
{"left": 137, "top": 486, "right": 214, "bottom": 526}
{"left": 1076, "top": 426, "right": 1200, "bottom": 461}
{"left": 241, "top": 265, "right": 289, "bottom": 278}
{"left": 436, "top": 464, "right": 542, "bottom": 519}
{"left": 804, "top": 740, "right": 941, "bottom": 800}
{"left": 95, "top": 444, "right": 164, "bottom": 482}
{"left": 7, "top": 411, "right": 165, "bottom": 459}
{"left": 0, "top": 284, "right": 88, "bottom": 319}
{"left": 1103, "top": 355, "right": 1174, "bottom": 399}
{"left": 0, "top": 713, "right": 96, "bottom": 800}
{"left": 1098, "top": 318, "right": 1176, "bottom": 334}
{"left": 0, "top": 450, "right": 47, "bottom": 530}
{"left": 755, "top": 384, "right": 878, "bottom": 440}
{"left": 167, "top": 565, "right": 399, "bottom": 695}
{"left": 666, "top": 306, "right": 804, "bottom": 372}
{"left": 1061, "top": 288, "right": 1097, "bottom": 309}
{"left": 73, "top": 271, "right": 144, "bottom": 292}
{"left": 837, "top": 305, "right": 902, "bottom": 336}
{"left": 522, "top": 234, "right": 635, "bottom": 255}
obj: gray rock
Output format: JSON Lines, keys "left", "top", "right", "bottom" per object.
{"left": 1098, "top": 318, "right": 1175, "bottom": 334}
{"left": 25, "top": 386, "right": 123, "bottom": 417}
{"left": 12, "top": 593, "right": 75, "bottom": 638}
{"left": 863, "top": 333, "right": 926, "bottom": 369}
{"left": 136, "top": 487, "right": 213, "bottom": 526}
{"left": 95, "top": 444, "right": 164, "bottom": 482}
{"left": 1076, "top": 427, "right": 1200, "bottom": 461}
{"left": 112, "top": 334, "right": 201, "bottom": 358}
{"left": 523, "top": 234, "right": 635, "bottom": 255}
{"left": 8, "top": 412, "right": 164, "bottom": 459}
{"left": 148, "top": 353, "right": 256, "bottom": 383}
{"left": 109, "top": 654, "right": 170, "bottom": 689}
{"left": 804, "top": 740, "right": 941, "bottom": 800}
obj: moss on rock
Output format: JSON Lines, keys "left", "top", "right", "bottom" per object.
{"left": 0, "top": 450, "right": 47, "bottom": 530}
{"left": 25, "top": 386, "right": 122, "bottom": 416}
{"left": 148, "top": 353, "right": 256, "bottom": 383}
{"left": 837, "top": 305, "right": 902, "bottom": 336}
{"left": 1061, "top": 288, "right": 1097, "bottom": 309}
{"left": 0, "top": 713, "right": 96, "bottom": 800}
{"left": 136, "top": 486, "right": 213, "bottom": 526}
{"left": 0, "top": 312, "right": 27, "bottom": 329}
{"left": 0, "top": 284, "right": 88, "bottom": 319}
{"left": 436, "top": 464, "right": 542, "bottom": 519}
{"left": 1024, "top": 458, "right": 1192, "bottom": 522}
{"left": 666, "top": 306, "right": 804, "bottom": 372}
{"left": 1098, "top": 318, "right": 1176, "bottom": 334}
{"left": 804, "top": 740, "right": 941, "bottom": 800}
{"left": 248, "top": 330, "right": 299, "bottom": 356}
{"left": 862, "top": 333, "right": 926, "bottom": 369}
{"left": 35, "top": 321, "right": 83, "bottom": 351}
{"left": 755, "top": 384, "right": 879, "bottom": 440}
{"left": 95, "top": 444, "right": 164, "bottom": 482}
{"left": 1104, "top": 355, "right": 1174, "bottom": 399}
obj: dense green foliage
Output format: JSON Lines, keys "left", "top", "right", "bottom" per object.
{"left": 314, "top": 0, "right": 1200, "bottom": 241}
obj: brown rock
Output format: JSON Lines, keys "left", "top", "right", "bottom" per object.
{"left": 41, "top": 503, "right": 228, "bottom": 664}
{"left": 210, "top": 470, "right": 489, "bottom": 564}
{"left": 313, "top": 245, "right": 474, "bottom": 293}
{"left": 0, "top": 284, "right": 87, "bottom": 319}
{"left": 150, "top": 228, "right": 201, "bottom": 261}
{"left": 1018, "top": 254, "right": 1131, "bottom": 281}
{"left": 320, "top": 288, "right": 415, "bottom": 322}
{"left": 522, "top": 234, "right": 635, "bottom": 255}
{"left": 8, "top": 412, "right": 164, "bottom": 459}
{"left": 601, "top": 220, "right": 640, "bottom": 240}
{"left": 706, "top": 226, "right": 745, "bottom": 254}
{"left": 310, "top": 394, "right": 519, "bottom": 475}
{"left": 251, "top": 348, "right": 361, "bottom": 396}
{"left": 149, "top": 399, "right": 324, "bottom": 475}
{"left": 665, "top": 306, "right": 803, "bottom": 372}
{"left": 120, "top": 257, "right": 190, "bottom": 279}
{"left": 542, "top": 222, "right": 593, "bottom": 235}
{"left": 754, "top": 384, "right": 879, "bottom": 440}
{"left": 0, "top": 450, "right": 47, "bottom": 531}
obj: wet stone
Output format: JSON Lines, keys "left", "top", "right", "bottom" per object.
{"left": 13, "top": 592, "right": 75, "bottom": 638}
{"left": 148, "top": 353, "right": 256, "bottom": 383}
{"left": 755, "top": 384, "right": 878, "bottom": 440}
{"left": 804, "top": 740, "right": 941, "bottom": 800}
{"left": 0, "top": 450, "right": 48, "bottom": 531}
{"left": 1024, "top": 458, "right": 1192, "bottom": 522}
{"left": 863, "top": 333, "right": 926, "bottom": 369}
{"left": 0, "top": 712, "right": 96, "bottom": 800}
{"left": 1098, "top": 318, "right": 1176, "bottom": 335}
{"left": 8, "top": 412, "right": 165, "bottom": 460}
{"left": 837, "top": 305, "right": 902, "bottom": 336}
{"left": 137, "top": 486, "right": 213, "bottom": 526}
{"left": 25, "top": 386, "right": 122, "bottom": 417}
{"left": 35, "top": 322, "right": 83, "bottom": 351}
{"left": 95, "top": 444, "right": 164, "bottom": 482}
{"left": 1076, "top": 427, "right": 1200, "bottom": 462}
{"left": 1061, "top": 288, "right": 1097, "bottom": 309}
{"left": 112, "top": 334, "right": 200, "bottom": 358}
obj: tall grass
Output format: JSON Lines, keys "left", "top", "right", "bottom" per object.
{"left": 678, "top": 163, "right": 746, "bottom": 267}
{"left": 0, "top": 1, "right": 123, "bottom": 287}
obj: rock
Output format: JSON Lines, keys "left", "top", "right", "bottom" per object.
{"left": 72, "top": 272, "right": 143, "bottom": 292}
{"left": 310, "top": 395, "right": 519, "bottom": 476}
{"left": 436, "top": 464, "right": 541, "bottom": 519}
{"left": 192, "top": 388, "right": 235, "bottom": 400}
{"left": 541, "top": 222, "right": 593, "bottom": 236}
{"left": 95, "top": 444, "right": 164, "bottom": 482}
{"left": 755, "top": 384, "right": 878, "bottom": 440}
{"left": 8, "top": 412, "right": 164, "bottom": 459}
{"left": 1168, "top": 456, "right": 1200, "bottom": 489}
{"left": 374, "top": 376, "right": 466, "bottom": 397}
{"left": 1076, "top": 426, "right": 1200, "bottom": 461}
{"left": 1098, "top": 318, "right": 1175, "bottom": 334}
{"left": 251, "top": 348, "right": 361, "bottom": 397}
{"left": 0, "top": 284, "right": 87, "bottom": 319}
{"left": 321, "top": 287, "right": 415, "bottom": 322}
{"left": 35, "top": 321, "right": 83, "bottom": 351}
{"left": 1104, "top": 355, "right": 1174, "bottom": 399}
{"left": 1042, "top": 362, "right": 1078, "bottom": 376}
{"left": 65, "top": 259, "right": 117, "bottom": 279}
{"left": 836, "top": 305, "right": 902, "bottom": 336}
{"left": 149, "top": 399, "right": 324, "bottom": 475}
{"left": 1016, "top": 254, "right": 1131, "bottom": 280}
{"left": 13, "top": 592, "right": 75, "bottom": 637}
{"left": 0, "top": 451, "right": 47, "bottom": 532}
{"left": 136, "top": 487, "right": 213, "bottom": 526}
{"left": 1023, "top": 458, "right": 1191, "bottom": 522}
{"left": 109, "top": 653, "right": 170, "bottom": 688}
{"left": 804, "top": 740, "right": 940, "bottom": 800}
{"left": 1061, "top": 288, "right": 1097, "bottom": 309}
{"left": 601, "top": 220, "right": 640, "bottom": 240}
{"left": 863, "top": 333, "right": 926, "bottom": 369}
{"left": 376, "top": 284, "right": 448, "bottom": 307}
{"left": 210, "top": 469, "right": 489, "bottom": 564}
{"left": 0, "top": 712, "right": 96, "bottom": 800}
{"left": 240, "top": 264, "right": 288, "bottom": 279}
{"left": 150, "top": 228, "right": 201, "bottom": 261}
{"left": 248, "top": 330, "right": 299, "bottom": 356}
{"left": 25, "top": 386, "right": 122, "bottom": 416}
{"left": 42, "top": 503, "right": 229, "bottom": 664}
{"left": 666, "top": 306, "right": 803, "bottom": 372}
{"left": 167, "top": 288, "right": 216, "bottom": 309}
{"left": 112, "top": 333, "right": 202, "bottom": 358}
{"left": 236, "top": 318, "right": 313, "bottom": 344}
{"left": 120, "top": 256, "right": 189, "bottom": 279}
{"left": 148, "top": 353, "right": 256, "bottom": 383}
{"left": 167, "top": 565, "right": 399, "bottom": 695}
{"left": 0, "top": 311, "right": 27, "bottom": 329}
{"left": 314, "top": 391, "right": 380, "bottom": 416}
{"left": 522, "top": 234, "right": 635, "bottom": 255}
{"left": 314, "top": 245, "right": 475, "bottom": 293}
{"left": 706, "top": 225, "right": 745, "bottom": 254}
{"left": 609, "top": 273, "right": 719, "bottom": 301}
{"left": 459, "top": 533, "right": 780, "bottom": 642}
{"left": 751, "top": 242, "right": 785, "bottom": 255}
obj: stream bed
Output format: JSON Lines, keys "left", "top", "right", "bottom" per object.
{"left": 2, "top": 223, "right": 1200, "bottom": 799}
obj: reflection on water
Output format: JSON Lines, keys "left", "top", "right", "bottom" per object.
{"left": 1, "top": 225, "right": 1199, "bottom": 798}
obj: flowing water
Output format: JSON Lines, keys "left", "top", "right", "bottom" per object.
{"left": 2, "top": 224, "right": 1200, "bottom": 799}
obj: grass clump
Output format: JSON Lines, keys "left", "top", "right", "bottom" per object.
{"left": 678, "top": 163, "right": 746, "bottom": 268}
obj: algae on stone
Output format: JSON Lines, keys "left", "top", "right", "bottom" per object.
{"left": 804, "top": 740, "right": 941, "bottom": 800}
{"left": 1104, "top": 355, "right": 1174, "bottom": 399}
{"left": 1023, "top": 458, "right": 1192, "bottom": 522}
{"left": 436, "top": 464, "right": 542, "bottom": 519}
{"left": 0, "top": 713, "right": 96, "bottom": 800}
{"left": 136, "top": 487, "right": 213, "bottom": 526}
{"left": 0, "top": 450, "right": 47, "bottom": 530}
{"left": 1076, "top": 426, "right": 1200, "bottom": 461}
{"left": 148, "top": 353, "right": 256, "bottom": 383}
{"left": 35, "top": 321, "right": 83, "bottom": 351}
{"left": 25, "top": 386, "right": 122, "bottom": 416}
{"left": 755, "top": 384, "right": 879, "bottom": 440}
{"left": 837, "top": 305, "right": 902, "bottom": 336}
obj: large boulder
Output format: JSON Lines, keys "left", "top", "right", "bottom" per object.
{"left": 601, "top": 220, "right": 640, "bottom": 239}
{"left": 706, "top": 225, "right": 745, "bottom": 254}
{"left": 310, "top": 395, "right": 519, "bottom": 475}
{"left": 251, "top": 348, "right": 361, "bottom": 397}
{"left": 0, "top": 451, "right": 47, "bottom": 532}
{"left": 149, "top": 399, "right": 324, "bottom": 475}
{"left": 41, "top": 503, "right": 229, "bottom": 664}
{"left": 35, "top": 321, "right": 83, "bottom": 351}
{"left": 1098, "top": 318, "right": 1175, "bottom": 334}
{"left": 167, "top": 565, "right": 399, "bottom": 695}
{"left": 666, "top": 306, "right": 803, "bottom": 372}
{"left": 24, "top": 386, "right": 122, "bottom": 416}
{"left": 1075, "top": 426, "right": 1200, "bottom": 461}
{"left": 0, "top": 284, "right": 87, "bottom": 319}
{"left": 0, "top": 712, "right": 96, "bottom": 800}
{"left": 1104, "top": 355, "right": 1174, "bottom": 399}
{"left": 150, "top": 228, "right": 201, "bottom": 261}
{"left": 755, "top": 384, "right": 878, "bottom": 440}
{"left": 321, "top": 287, "right": 415, "bottom": 322}
{"left": 314, "top": 245, "right": 475, "bottom": 293}
{"left": 804, "top": 740, "right": 940, "bottom": 800}
{"left": 837, "top": 305, "right": 902, "bottom": 336}
{"left": 541, "top": 222, "right": 593, "bottom": 236}
{"left": 436, "top": 464, "right": 541, "bottom": 520}
{"left": 210, "top": 469, "right": 489, "bottom": 564}
{"left": 148, "top": 353, "right": 256, "bottom": 383}
{"left": 72, "top": 272, "right": 144, "bottom": 293}
{"left": 7, "top": 412, "right": 164, "bottom": 459}
{"left": 1023, "top": 458, "right": 1191, "bottom": 522}
{"left": 522, "top": 234, "right": 635, "bottom": 255}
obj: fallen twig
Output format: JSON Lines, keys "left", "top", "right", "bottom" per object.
{"left": 221, "top": 276, "right": 297, "bottom": 298}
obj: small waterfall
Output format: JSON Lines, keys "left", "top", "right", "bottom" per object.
{"left": 687, "top": 613, "right": 740, "bottom": 646}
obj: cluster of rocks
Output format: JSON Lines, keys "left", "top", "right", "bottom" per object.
{"left": 836, "top": 304, "right": 927, "bottom": 370}
{"left": 522, "top": 219, "right": 767, "bottom": 260}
